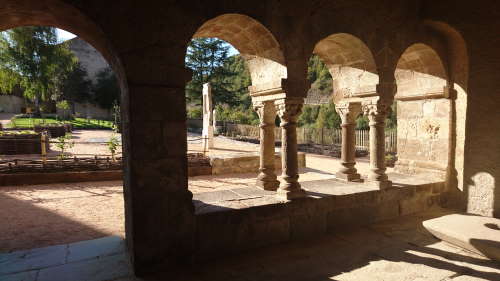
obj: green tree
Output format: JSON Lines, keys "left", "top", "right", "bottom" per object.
{"left": 316, "top": 102, "right": 341, "bottom": 129}
{"left": 185, "top": 38, "right": 236, "bottom": 106}
{"left": 307, "top": 55, "right": 333, "bottom": 95}
{"left": 0, "top": 26, "right": 76, "bottom": 115}
{"left": 92, "top": 67, "right": 120, "bottom": 109}
{"left": 61, "top": 62, "right": 91, "bottom": 104}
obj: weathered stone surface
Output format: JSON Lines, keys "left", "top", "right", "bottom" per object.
{"left": 423, "top": 214, "right": 500, "bottom": 262}
{"left": 1, "top": 0, "right": 498, "bottom": 276}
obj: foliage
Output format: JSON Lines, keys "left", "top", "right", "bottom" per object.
{"left": 187, "top": 107, "right": 202, "bottom": 119}
{"left": 298, "top": 102, "right": 341, "bottom": 129}
{"left": 8, "top": 117, "right": 114, "bottom": 130}
{"left": 215, "top": 104, "right": 259, "bottom": 125}
{"left": 0, "top": 130, "right": 37, "bottom": 136}
{"left": 356, "top": 115, "right": 369, "bottom": 129}
{"left": 56, "top": 100, "right": 70, "bottom": 110}
{"left": 54, "top": 133, "right": 74, "bottom": 160}
{"left": 0, "top": 27, "right": 77, "bottom": 115}
{"left": 92, "top": 67, "right": 120, "bottom": 109}
{"left": 107, "top": 134, "right": 120, "bottom": 161}
{"left": 186, "top": 38, "right": 241, "bottom": 106}
{"left": 307, "top": 55, "right": 333, "bottom": 96}
{"left": 386, "top": 102, "right": 397, "bottom": 129}
{"left": 316, "top": 102, "right": 341, "bottom": 129}
{"left": 298, "top": 105, "right": 320, "bottom": 127}
{"left": 60, "top": 62, "right": 92, "bottom": 104}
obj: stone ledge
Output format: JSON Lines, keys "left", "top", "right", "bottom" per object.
{"left": 194, "top": 173, "right": 445, "bottom": 261}
{"left": 423, "top": 214, "right": 500, "bottom": 262}
{"left": 210, "top": 152, "right": 306, "bottom": 175}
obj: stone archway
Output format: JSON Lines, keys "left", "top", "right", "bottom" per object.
{"left": 190, "top": 14, "right": 306, "bottom": 199}
{"left": 0, "top": 0, "right": 131, "bottom": 263}
{"left": 394, "top": 43, "right": 450, "bottom": 178}
{"left": 313, "top": 33, "right": 379, "bottom": 103}
{"left": 312, "top": 33, "right": 393, "bottom": 188}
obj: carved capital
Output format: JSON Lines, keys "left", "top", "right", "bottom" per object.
{"left": 253, "top": 100, "right": 276, "bottom": 125}
{"left": 362, "top": 100, "right": 390, "bottom": 124}
{"left": 335, "top": 102, "right": 362, "bottom": 125}
{"left": 275, "top": 98, "right": 303, "bottom": 124}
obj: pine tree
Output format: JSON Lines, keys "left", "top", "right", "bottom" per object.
{"left": 185, "top": 38, "right": 236, "bottom": 106}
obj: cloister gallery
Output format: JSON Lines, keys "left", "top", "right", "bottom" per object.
{"left": 0, "top": 0, "right": 498, "bottom": 279}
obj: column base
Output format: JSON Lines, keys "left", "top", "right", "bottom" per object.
{"left": 256, "top": 179, "right": 280, "bottom": 191}
{"left": 336, "top": 171, "right": 363, "bottom": 182}
{"left": 276, "top": 187, "right": 307, "bottom": 200}
{"left": 366, "top": 180, "right": 392, "bottom": 190}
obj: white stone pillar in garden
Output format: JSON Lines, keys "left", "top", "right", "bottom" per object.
{"left": 202, "top": 83, "right": 214, "bottom": 150}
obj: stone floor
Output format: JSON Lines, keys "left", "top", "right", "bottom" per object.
{"left": 2, "top": 208, "right": 499, "bottom": 281}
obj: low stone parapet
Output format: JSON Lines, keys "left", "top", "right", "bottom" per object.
{"left": 210, "top": 152, "right": 306, "bottom": 175}
{"left": 193, "top": 173, "right": 446, "bottom": 261}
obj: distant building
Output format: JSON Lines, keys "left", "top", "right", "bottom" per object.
{"left": 67, "top": 38, "right": 110, "bottom": 82}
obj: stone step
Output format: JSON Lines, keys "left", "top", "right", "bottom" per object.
{"left": 423, "top": 213, "right": 500, "bottom": 262}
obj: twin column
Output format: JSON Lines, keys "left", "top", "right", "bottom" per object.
{"left": 253, "top": 98, "right": 306, "bottom": 199}
{"left": 253, "top": 96, "right": 392, "bottom": 199}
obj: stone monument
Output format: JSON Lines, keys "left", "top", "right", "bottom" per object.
{"left": 202, "top": 83, "right": 214, "bottom": 150}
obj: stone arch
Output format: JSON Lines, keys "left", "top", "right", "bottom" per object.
{"left": 394, "top": 43, "right": 451, "bottom": 178}
{"left": 0, "top": 0, "right": 129, "bottom": 238}
{"left": 312, "top": 33, "right": 379, "bottom": 103}
{"left": 0, "top": 0, "right": 125, "bottom": 84}
{"left": 192, "top": 13, "right": 286, "bottom": 92}
{"left": 422, "top": 21, "right": 469, "bottom": 207}
{"left": 395, "top": 43, "right": 448, "bottom": 99}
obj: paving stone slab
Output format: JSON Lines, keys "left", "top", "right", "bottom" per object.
{"left": 192, "top": 189, "right": 244, "bottom": 203}
{"left": 37, "top": 253, "right": 131, "bottom": 281}
{"left": 0, "top": 244, "right": 67, "bottom": 275}
{"left": 423, "top": 214, "right": 500, "bottom": 262}
{"left": 0, "top": 270, "right": 38, "bottom": 281}
{"left": 67, "top": 236, "right": 125, "bottom": 263}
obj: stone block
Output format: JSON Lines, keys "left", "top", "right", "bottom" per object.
{"left": 0, "top": 244, "right": 66, "bottom": 276}
{"left": 36, "top": 253, "right": 131, "bottom": 281}
{"left": 423, "top": 214, "right": 500, "bottom": 262}
{"left": 397, "top": 100, "right": 423, "bottom": 119}
{"left": 67, "top": 236, "right": 125, "bottom": 264}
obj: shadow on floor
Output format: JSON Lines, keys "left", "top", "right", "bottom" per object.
{"left": 0, "top": 192, "right": 115, "bottom": 252}
{"left": 142, "top": 208, "right": 500, "bottom": 281}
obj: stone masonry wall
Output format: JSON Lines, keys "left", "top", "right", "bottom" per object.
{"left": 396, "top": 99, "right": 450, "bottom": 178}
{"left": 0, "top": 95, "right": 24, "bottom": 113}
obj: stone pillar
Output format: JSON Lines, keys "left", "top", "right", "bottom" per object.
{"left": 202, "top": 83, "right": 214, "bottom": 150}
{"left": 276, "top": 98, "right": 306, "bottom": 199}
{"left": 253, "top": 100, "right": 280, "bottom": 190}
{"left": 335, "top": 102, "right": 362, "bottom": 182}
{"left": 363, "top": 100, "right": 392, "bottom": 189}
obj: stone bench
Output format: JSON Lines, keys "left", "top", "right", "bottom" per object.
{"left": 423, "top": 214, "right": 500, "bottom": 262}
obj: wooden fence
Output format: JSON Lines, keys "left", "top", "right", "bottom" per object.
{"left": 222, "top": 123, "right": 397, "bottom": 153}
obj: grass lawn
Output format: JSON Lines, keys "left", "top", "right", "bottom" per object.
{"left": 8, "top": 117, "right": 115, "bottom": 130}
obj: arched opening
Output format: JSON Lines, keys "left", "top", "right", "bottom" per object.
{"left": 303, "top": 33, "right": 397, "bottom": 181}
{"left": 185, "top": 14, "right": 289, "bottom": 199}
{"left": 313, "top": 33, "right": 379, "bottom": 103}
{"left": 0, "top": 3, "right": 129, "bottom": 275}
{"left": 394, "top": 43, "right": 450, "bottom": 179}
{"left": 0, "top": 25, "right": 124, "bottom": 253}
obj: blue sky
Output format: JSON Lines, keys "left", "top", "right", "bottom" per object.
{"left": 56, "top": 28, "right": 239, "bottom": 55}
{"left": 56, "top": 28, "right": 76, "bottom": 42}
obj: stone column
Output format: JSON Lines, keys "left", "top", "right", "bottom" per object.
{"left": 276, "top": 98, "right": 306, "bottom": 199}
{"left": 202, "top": 83, "right": 214, "bottom": 150}
{"left": 363, "top": 101, "right": 392, "bottom": 189}
{"left": 253, "top": 100, "right": 280, "bottom": 190}
{"left": 335, "top": 102, "right": 362, "bottom": 181}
